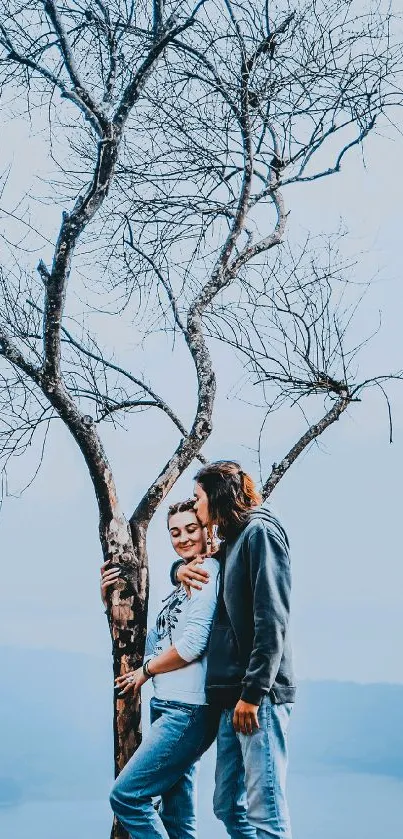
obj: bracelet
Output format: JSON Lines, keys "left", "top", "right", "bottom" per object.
{"left": 176, "top": 561, "right": 186, "bottom": 584}
{"left": 142, "top": 659, "right": 153, "bottom": 679}
{"left": 170, "top": 559, "right": 185, "bottom": 586}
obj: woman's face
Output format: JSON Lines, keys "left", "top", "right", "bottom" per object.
{"left": 193, "top": 482, "right": 210, "bottom": 527}
{"left": 168, "top": 509, "right": 206, "bottom": 561}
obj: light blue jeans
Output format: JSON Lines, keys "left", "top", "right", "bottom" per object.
{"left": 110, "top": 696, "right": 218, "bottom": 839}
{"left": 213, "top": 697, "right": 292, "bottom": 839}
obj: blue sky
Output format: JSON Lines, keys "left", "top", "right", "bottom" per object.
{"left": 0, "top": 74, "right": 402, "bottom": 687}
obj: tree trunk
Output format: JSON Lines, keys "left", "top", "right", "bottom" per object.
{"left": 101, "top": 512, "right": 149, "bottom": 839}
{"left": 32, "top": 385, "right": 150, "bottom": 838}
{"left": 111, "top": 815, "right": 126, "bottom": 839}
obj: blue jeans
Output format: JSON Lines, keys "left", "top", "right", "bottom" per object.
{"left": 213, "top": 698, "right": 292, "bottom": 839}
{"left": 110, "top": 696, "right": 218, "bottom": 839}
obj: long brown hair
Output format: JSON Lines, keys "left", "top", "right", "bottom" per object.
{"left": 194, "top": 461, "right": 262, "bottom": 541}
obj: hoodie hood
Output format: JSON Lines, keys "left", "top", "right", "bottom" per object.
{"left": 248, "top": 503, "right": 290, "bottom": 551}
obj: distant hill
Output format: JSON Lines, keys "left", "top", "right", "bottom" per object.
{"left": 0, "top": 647, "right": 112, "bottom": 804}
{"left": 289, "top": 680, "right": 403, "bottom": 777}
{"left": 1, "top": 647, "right": 403, "bottom": 805}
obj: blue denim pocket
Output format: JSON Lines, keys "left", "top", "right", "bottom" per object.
{"left": 164, "top": 700, "right": 198, "bottom": 715}
{"left": 151, "top": 697, "right": 196, "bottom": 712}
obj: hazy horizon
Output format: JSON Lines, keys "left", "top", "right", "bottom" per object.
{"left": 2, "top": 647, "right": 403, "bottom": 839}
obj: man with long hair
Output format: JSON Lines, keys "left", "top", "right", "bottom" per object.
{"left": 173, "top": 461, "right": 295, "bottom": 839}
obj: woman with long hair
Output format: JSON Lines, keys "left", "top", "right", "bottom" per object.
{"left": 101, "top": 500, "right": 220, "bottom": 839}
{"left": 101, "top": 500, "right": 219, "bottom": 839}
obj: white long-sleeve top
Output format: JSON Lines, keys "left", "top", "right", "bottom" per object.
{"left": 145, "top": 557, "right": 220, "bottom": 705}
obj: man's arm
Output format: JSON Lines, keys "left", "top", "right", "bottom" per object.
{"left": 170, "top": 556, "right": 211, "bottom": 594}
{"left": 170, "top": 558, "right": 185, "bottom": 586}
{"left": 241, "top": 522, "right": 291, "bottom": 706}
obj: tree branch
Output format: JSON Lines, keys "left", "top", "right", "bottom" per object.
{"left": 113, "top": 16, "right": 198, "bottom": 131}
{"left": 280, "top": 118, "right": 377, "bottom": 187}
{"left": 262, "top": 394, "right": 351, "bottom": 499}
{"left": 27, "top": 297, "right": 194, "bottom": 443}
{"left": 41, "top": 131, "right": 117, "bottom": 384}
{"left": 95, "top": 398, "right": 207, "bottom": 464}
{"left": 130, "top": 15, "right": 261, "bottom": 525}
{"left": 231, "top": 187, "right": 287, "bottom": 272}
{"left": 0, "top": 325, "right": 40, "bottom": 383}
{"left": 43, "top": 0, "right": 108, "bottom": 133}
{"left": 123, "top": 226, "right": 187, "bottom": 336}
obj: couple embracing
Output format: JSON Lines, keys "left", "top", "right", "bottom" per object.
{"left": 102, "top": 461, "right": 295, "bottom": 839}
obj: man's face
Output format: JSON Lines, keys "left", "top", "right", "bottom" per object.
{"left": 193, "top": 482, "right": 210, "bottom": 527}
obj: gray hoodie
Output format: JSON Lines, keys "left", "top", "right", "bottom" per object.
{"left": 204, "top": 505, "right": 296, "bottom": 707}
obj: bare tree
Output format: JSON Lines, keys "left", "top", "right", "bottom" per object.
{"left": 203, "top": 235, "right": 402, "bottom": 495}
{"left": 0, "top": 1, "right": 401, "bottom": 836}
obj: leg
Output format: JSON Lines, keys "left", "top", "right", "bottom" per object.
{"left": 160, "top": 705, "right": 219, "bottom": 839}
{"left": 239, "top": 699, "right": 292, "bottom": 839}
{"left": 160, "top": 759, "right": 200, "bottom": 839}
{"left": 213, "top": 709, "right": 257, "bottom": 839}
{"left": 110, "top": 698, "right": 213, "bottom": 839}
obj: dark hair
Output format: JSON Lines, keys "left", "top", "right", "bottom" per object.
{"left": 167, "top": 498, "right": 196, "bottom": 526}
{"left": 194, "top": 461, "right": 262, "bottom": 541}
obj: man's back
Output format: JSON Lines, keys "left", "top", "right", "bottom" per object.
{"left": 205, "top": 505, "right": 296, "bottom": 707}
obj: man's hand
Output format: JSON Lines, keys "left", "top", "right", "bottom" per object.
{"left": 115, "top": 667, "right": 147, "bottom": 697}
{"left": 233, "top": 700, "right": 260, "bottom": 735}
{"left": 177, "top": 556, "right": 210, "bottom": 597}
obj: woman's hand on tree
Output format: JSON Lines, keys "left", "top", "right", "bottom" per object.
{"left": 100, "top": 561, "right": 121, "bottom": 606}
{"left": 115, "top": 667, "right": 147, "bottom": 697}
{"left": 177, "top": 555, "right": 210, "bottom": 597}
